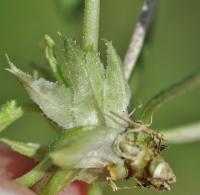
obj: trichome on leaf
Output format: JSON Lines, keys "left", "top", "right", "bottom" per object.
{"left": 1, "top": 35, "right": 175, "bottom": 193}
{"left": 0, "top": 0, "right": 189, "bottom": 194}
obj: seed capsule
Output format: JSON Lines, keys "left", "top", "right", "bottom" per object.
{"left": 148, "top": 156, "right": 176, "bottom": 190}
{"left": 112, "top": 127, "right": 176, "bottom": 191}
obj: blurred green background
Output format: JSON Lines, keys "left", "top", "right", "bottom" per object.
{"left": 0, "top": 0, "right": 200, "bottom": 194}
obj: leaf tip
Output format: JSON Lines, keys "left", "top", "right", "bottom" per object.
{"left": 101, "top": 39, "right": 112, "bottom": 48}
{"left": 57, "top": 31, "right": 63, "bottom": 38}
{"left": 44, "top": 34, "right": 55, "bottom": 48}
{"left": 5, "top": 54, "right": 17, "bottom": 70}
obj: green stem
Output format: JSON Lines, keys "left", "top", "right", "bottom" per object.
{"left": 16, "top": 157, "right": 52, "bottom": 187}
{"left": 83, "top": 0, "right": 100, "bottom": 51}
{"left": 88, "top": 183, "right": 103, "bottom": 195}
{"left": 42, "top": 169, "right": 78, "bottom": 195}
{"left": 140, "top": 71, "right": 200, "bottom": 123}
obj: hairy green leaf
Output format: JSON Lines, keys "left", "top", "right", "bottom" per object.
{"left": 0, "top": 100, "right": 23, "bottom": 133}
{"left": 7, "top": 63, "right": 75, "bottom": 129}
{"left": 44, "top": 35, "right": 68, "bottom": 86}
{"left": 6, "top": 38, "right": 132, "bottom": 132}
{"left": 7, "top": 65, "right": 105, "bottom": 129}
{"left": 62, "top": 38, "right": 105, "bottom": 125}
{"left": 0, "top": 138, "right": 46, "bottom": 160}
{"left": 50, "top": 126, "right": 123, "bottom": 169}
{"left": 51, "top": 125, "right": 96, "bottom": 150}
{"left": 104, "top": 41, "right": 131, "bottom": 127}
{"left": 84, "top": 48, "right": 105, "bottom": 115}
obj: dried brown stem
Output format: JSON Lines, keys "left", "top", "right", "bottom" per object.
{"left": 124, "top": 0, "right": 159, "bottom": 80}
{"left": 164, "top": 122, "right": 200, "bottom": 144}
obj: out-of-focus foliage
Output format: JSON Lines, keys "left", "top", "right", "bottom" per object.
{"left": 55, "top": 0, "right": 82, "bottom": 21}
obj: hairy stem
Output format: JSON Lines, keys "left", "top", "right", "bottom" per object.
{"left": 88, "top": 183, "right": 103, "bottom": 195}
{"left": 124, "top": 0, "right": 159, "bottom": 80}
{"left": 42, "top": 169, "right": 78, "bottom": 195}
{"left": 164, "top": 122, "right": 200, "bottom": 144}
{"left": 16, "top": 157, "right": 51, "bottom": 187}
{"left": 83, "top": 0, "right": 100, "bottom": 51}
{"left": 141, "top": 71, "right": 200, "bottom": 123}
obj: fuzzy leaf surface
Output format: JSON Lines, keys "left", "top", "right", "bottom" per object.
{"left": 104, "top": 41, "right": 131, "bottom": 127}
{"left": 8, "top": 65, "right": 104, "bottom": 128}
{"left": 44, "top": 35, "right": 68, "bottom": 86}
{"left": 7, "top": 63, "right": 74, "bottom": 129}
{"left": 0, "top": 138, "right": 45, "bottom": 160}
{"left": 50, "top": 126, "right": 123, "bottom": 169}
{"left": 0, "top": 100, "right": 23, "bottom": 133}
{"left": 62, "top": 39, "right": 105, "bottom": 125}
{"left": 6, "top": 38, "right": 131, "bottom": 132}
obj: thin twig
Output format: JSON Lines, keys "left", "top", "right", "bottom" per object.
{"left": 141, "top": 71, "right": 200, "bottom": 123}
{"left": 88, "top": 183, "right": 103, "bottom": 195}
{"left": 124, "top": 0, "right": 159, "bottom": 80}
{"left": 164, "top": 122, "right": 200, "bottom": 144}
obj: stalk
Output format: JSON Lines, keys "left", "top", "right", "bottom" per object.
{"left": 164, "top": 122, "right": 200, "bottom": 144}
{"left": 16, "top": 157, "right": 51, "bottom": 187}
{"left": 83, "top": 0, "right": 100, "bottom": 51}
{"left": 42, "top": 169, "right": 78, "bottom": 195}
{"left": 124, "top": 0, "right": 159, "bottom": 80}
